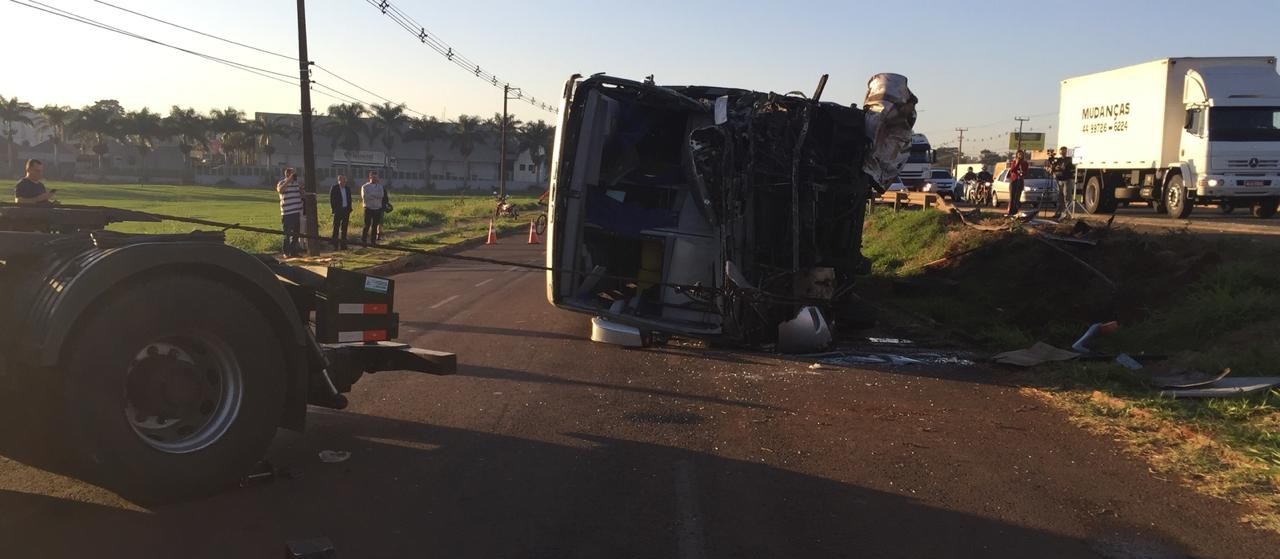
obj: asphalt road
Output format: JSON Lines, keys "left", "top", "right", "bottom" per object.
{"left": 4, "top": 238, "right": 1280, "bottom": 558}
{"left": 1076, "top": 204, "right": 1280, "bottom": 236}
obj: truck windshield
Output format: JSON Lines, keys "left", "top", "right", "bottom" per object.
{"left": 1209, "top": 107, "right": 1280, "bottom": 142}
{"left": 906, "top": 145, "right": 931, "bottom": 163}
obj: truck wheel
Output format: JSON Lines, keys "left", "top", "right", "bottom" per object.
{"left": 61, "top": 274, "right": 287, "bottom": 502}
{"left": 1220, "top": 202, "right": 1234, "bottom": 215}
{"left": 1083, "top": 175, "right": 1117, "bottom": 214}
{"left": 1252, "top": 198, "right": 1278, "bottom": 219}
{"left": 1165, "top": 175, "right": 1191, "bottom": 219}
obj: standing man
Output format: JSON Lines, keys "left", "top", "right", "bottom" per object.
{"left": 1006, "top": 150, "right": 1029, "bottom": 216}
{"left": 329, "top": 174, "right": 353, "bottom": 249}
{"left": 360, "top": 170, "right": 385, "bottom": 246}
{"left": 277, "top": 168, "right": 304, "bottom": 257}
{"left": 1049, "top": 146, "right": 1074, "bottom": 218}
{"left": 14, "top": 159, "right": 56, "bottom": 205}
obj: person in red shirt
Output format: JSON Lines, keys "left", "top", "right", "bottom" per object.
{"left": 1006, "top": 149, "right": 1030, "bottom": 216}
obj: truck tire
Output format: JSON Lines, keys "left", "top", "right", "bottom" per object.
{"left": 1165, "top": 175, "right": 1192, "bottom": 219}
{"left": 61, "top": 274, "right": 287, "bottom": 502}
{"left": 1253, "top": 198, "right": 1278, "bottom": 219}
{"left": 1220, "top": 201, "right": 1234, "bottom": 215}
{"left": 1083, "top": 175, "right": 1117, "bottom": 214}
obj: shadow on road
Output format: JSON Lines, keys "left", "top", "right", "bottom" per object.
{"left": 458, "top": 363, "right": 791, "bottom": 412}
{"left": 402, "top": 320, "right": 582, "bottom": 342}
{"left": 0, "top": 409, "right": 1127, "bottom": 558}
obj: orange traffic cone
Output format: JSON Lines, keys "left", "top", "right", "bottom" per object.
{"left": 485, "top": 219, "right": 498, "bottom": 245}
{"left": 527, "top": 220, "right": 541, "bottom": 244}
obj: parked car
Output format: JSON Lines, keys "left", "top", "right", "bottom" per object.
{"left": 922, "top": 169, "right": 956, "bottom": 198}
{"left": 991, "top": 166, "right": 1057, "bottom": 208}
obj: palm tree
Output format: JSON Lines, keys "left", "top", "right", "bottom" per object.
{"left": 1, "top": 95, "right": 35, "bottom": 174}
{"left": 406, "top": 116, "right": 448, "bottom": 188}
{"left": 322, "top": 103, "right": 368, "bottom": 172}
{"left": 36, "top": 105, "right": 76, "bottom": 175}
{"left": 70, "top": 100, "right": 125, "bottom": 169}
{"left": 208, "top": 107, "right": 245, "bottom": 168}
{"left": 517, "top": 120, "right": 555, "bottom": 182}
{"left": 165, "top": 106, "right": 208, "bottom": 170}
{"left": 450, "top": 114, "right": 486, "bottom": 186}
{"left": 121, "top": 108, "right": 166, "bottom": 174}
{"left": 247, "top": 115, "right": 297, "bottom": 168}
{"left": 370, "top": 102, "right": 410, "bottom": 176}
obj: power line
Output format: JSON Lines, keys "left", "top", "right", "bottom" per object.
{"left": 90, "top": 0, "right": 426, "bottom": 117}
{"left": 93, "top": 0, "right": 296, "bottom": 61}
{"left": 363, "top": 0, "right": 555, "bottom": 113}
{"left": 15, "top": 0, "right": 297, "bottom": 83}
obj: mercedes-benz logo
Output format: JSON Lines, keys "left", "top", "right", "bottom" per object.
{"left": 1249, "top": 157, "right": 1260, "bottom": 168}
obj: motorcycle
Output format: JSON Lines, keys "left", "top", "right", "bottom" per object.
{"left": 494, "top": 192, "right": 520, "bottom": 219}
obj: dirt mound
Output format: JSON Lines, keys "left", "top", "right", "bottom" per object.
{"left": 914, "top": 218, "right": 1223, "bottom": 347}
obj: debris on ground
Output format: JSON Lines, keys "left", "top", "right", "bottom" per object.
{"left": 1150, "top": 368, "right": 1232, "bottom": 389}
{"left": 1114, "top": 354, "right": 1144, "bottom": 370}
{"left": 1071, "top": 321, "right": 1120, "bottom": 354}
{"left": 1159, "top": 377, "right": 1280, "bottom": 399}
{"left": 318, "top": 450, "right": 351, "bottom": 464}
{"left": 286, "top": 537, "right": 337, "bottom": 559}
{"left": 993, "top": 342, "right": 1080, "bottom": 368}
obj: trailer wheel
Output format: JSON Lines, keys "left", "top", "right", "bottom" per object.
{"left": 1219, "top": 202, "right": 1234, "bottom": 215}
{"left": 61, "top": 274, "right": 286, "bottom": 502}
{"left": 1252, "top": 198, "right": 1278, "bottom": 219}
{"left": 1165, "top": 175, "right": 1191, "bottom": 219}
{"left": 1083, "top": 175, "right": 1117, "bottom": 214}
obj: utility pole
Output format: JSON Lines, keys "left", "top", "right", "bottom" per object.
{"left": 955, "top": 127, "right": 968, "bottom": 165}
{"left": 296, "top": 0, "right": 320, "bottom": 256}
{"left": 1014, "top": 116, "right": 1031, "bottom": 152}
{"left": 500, "top": 85, "right": 521, "bottom": 198}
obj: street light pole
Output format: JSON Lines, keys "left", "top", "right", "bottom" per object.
{"left": 1014, "top": 116, "right": 1031, "bottom": 152}
{"left": 296, "top": 0, "right": 320, "bottom": 256}
{"left": 500, "top": 85, "right": 521, "bottom": 199}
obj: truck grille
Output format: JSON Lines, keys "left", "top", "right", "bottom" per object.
{"left": 1227, "top": 159, "right": 1279, "bottom": 169}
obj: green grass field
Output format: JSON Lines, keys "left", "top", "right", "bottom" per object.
{"left": 45, "top": 181, "right": 540, "bottom": 254}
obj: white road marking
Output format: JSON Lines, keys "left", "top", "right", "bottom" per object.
{"left": 507, "top": 266, "right": 520, "bottom": 272}
{"left": 429, "top": 295, "right": 459, "bottom": 309}
{"left": 674, "top": 460, "right": 707, "bottom": 559}
{"left": 474, "top": 278, "right": 494, "bottom": 288}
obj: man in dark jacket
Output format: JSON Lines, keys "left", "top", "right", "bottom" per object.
{"left": 329, "top": 174, "right": 353, "bottom": 249}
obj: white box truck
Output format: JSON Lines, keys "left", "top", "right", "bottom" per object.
{"left": 1057, "top": 57, "right": 1280, "bottom": 218}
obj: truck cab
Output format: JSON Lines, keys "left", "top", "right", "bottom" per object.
{"left": 1180, "top": 67, "right": 1280, "bottom": 217}
{"left": 896, "top": 133, "right": 934, "bottom": 188}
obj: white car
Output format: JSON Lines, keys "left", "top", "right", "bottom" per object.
{"left": 922, "top": 169, "right": 957, "bottom": 198}
{"left": 991, "top": 166, "right": 1057, "bottom": 208}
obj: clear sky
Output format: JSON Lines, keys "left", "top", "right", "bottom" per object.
{"left": 2, "top": 0, "right": 1279, "bottom": 153}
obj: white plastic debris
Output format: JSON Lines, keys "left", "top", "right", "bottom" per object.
{"left": 776, "top": 306, "right": 833, "bottom": 353}
{"left": 318, "top": 450, "right": 351, "bottom": 463}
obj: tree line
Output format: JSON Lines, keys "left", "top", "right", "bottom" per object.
{"left": 0, "top": 94, "right": 556, "bottom": 182}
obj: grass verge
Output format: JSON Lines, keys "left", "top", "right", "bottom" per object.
{"left": 861, "top": 205, "right": 1280, "bottom": 530}
{"left": 44, "top": 180, "right": 540, "bottom": 264}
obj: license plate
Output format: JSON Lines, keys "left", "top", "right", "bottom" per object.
{"left": 1243, "top": 180, "right": 1265, "bottom": 187}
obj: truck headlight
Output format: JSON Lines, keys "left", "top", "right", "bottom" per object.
{"left": 1207, "top": 178, "right": 1222, "bottom": 187}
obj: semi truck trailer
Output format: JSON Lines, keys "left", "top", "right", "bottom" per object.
{"left": 1057, "top": 57, "right": 1280, "bottom": 218}
{"left": 0, "top": 203, "right": 455, "bottom": 501}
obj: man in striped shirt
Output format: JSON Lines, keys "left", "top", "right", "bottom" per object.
{"left": 277, "top": 168, "right": 305, "bottom": 256}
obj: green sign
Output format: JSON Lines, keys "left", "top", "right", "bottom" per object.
{"left": 1009, "top": 132, "right": 1045, "bottom": 151}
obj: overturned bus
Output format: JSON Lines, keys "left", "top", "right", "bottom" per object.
{"left": 545, "top": 73, "right": 917, "bottom": 350}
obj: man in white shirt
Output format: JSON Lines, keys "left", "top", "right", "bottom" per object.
{"left": 360, "top": 171, "right": 385, "bottom": 246}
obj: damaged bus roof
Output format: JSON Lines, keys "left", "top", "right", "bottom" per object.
{"left": 545, "top": 73, "right": 917, "bottom": 351}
